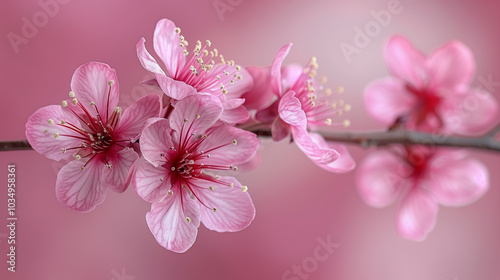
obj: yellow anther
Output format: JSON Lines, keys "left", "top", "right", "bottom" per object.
{"left": 61, "top": 100, "right": 68, "bottom": 107}
{"left": 241, "top": 186, "right": 248, "bottom": 192}
{"left": 343, "top": 119, "right": 351, "bottom": 127}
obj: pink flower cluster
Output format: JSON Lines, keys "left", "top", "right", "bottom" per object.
{"left": 25, "top": 18, "right": 498, "bottom": 249}
{"left": 359, "top": 36, "right": 498, "bottom": 240}
{"left": 26, "top": 18, "right": 353, "bottom": 252}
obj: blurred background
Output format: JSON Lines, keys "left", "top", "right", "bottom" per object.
{"left": 1, "top": 0, "right": 500, "bottom": 279}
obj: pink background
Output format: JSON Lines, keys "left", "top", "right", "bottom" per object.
{"left": 1, "top": 0, "right": 500, "bottom": 279}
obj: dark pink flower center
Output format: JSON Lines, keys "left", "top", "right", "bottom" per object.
{"left": 50, "top": 81, "right": 129, "bottom": 169}
{"left": 406, "top": 84, "right": 443, "bottom": 127}
{"left": 404, "top": 147, "right": 433, "bottom": 179}
{"left": 161, "top": 124, "right": 241, "bottom": 211}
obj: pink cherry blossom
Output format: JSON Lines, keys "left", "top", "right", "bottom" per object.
{"left": 357, "top": 146, "right": 489, "bottom": 240}
{"left": 365, "top": 35, "right": 498, "bottom": 134}
{"left": 25, "top": 62, "right": 161, "bottom": 212}
{"left": 254, "top": 43, "right": 355, "bottom": 173}
{"left": 137, "top": 18, "right": 253, "bottom": 124}
{"left": 240, "top": 66, "right": 275, "bottom": 111}
{"left": 133, "top": 94, "right": 258, "bottom": 252}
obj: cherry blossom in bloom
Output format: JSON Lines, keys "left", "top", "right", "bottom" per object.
{"left": 357, "top": 146, "right": 488, "bottom": 240}
{"left": 137, "top": 18, "right": 253, "bottom": 123}
{"left": 25, "top": 62, "right": 161, "bottom": 212}
{"left": 133, "top": 94, "right": 258, "bottom": 252}
{"left": 365, "top": 35, "right": 498, "bottom": 134}
{"left": 254, "top": 43, "right": 355, "bottom": 173}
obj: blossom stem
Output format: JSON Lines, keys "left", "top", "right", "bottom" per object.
{"left": 3, "top": 129, "right": 500, "bottom": 152}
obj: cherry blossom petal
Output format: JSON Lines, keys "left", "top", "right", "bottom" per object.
{"left": 356, "top": 150, "right": 406, "bottom": 208}
{"left": 136, "top": 38, "right": 166, "bottom": 75}
{"left": 146, "top": 189, "right": 201, "bottom": 253}
{"left": 196, "top": 176, "right": 255, "bottom": 232}
{"left": 309, "top": 133, "right": 355, "bottom": 173}
{"left": 364, "top": 77, "right": 417, "bottom": 125}
{"left": 255, "top": 101, "right": 278, "bottom": 123}
{"left": 278, "top": 90, "right": 307, "bottom": 129}
{"left": 281, "top": 64, "right": 303, "bottom": 92}
{"left": 139, "top": 119, "right": 175, "bottom": 167}
{"left": 442, "top": 88, "right": 499, "bottom": 135}
{"left": 237, "top": 151, "right": 261, "bottom": 172}
{"left": 140, "top": 78, "right": 162, "bottom": 89}
{"left": 221, "top": 97, "right": 246, "bottom": 110}
{"left": 426, "top": 157, "right": 488, "bottom": 207}
{"left": 70, "top": 62, "right": 119, "bottom": 119}
{"left": 155, "top": 74, "right": 197, "bottom": 100}
{"left": 396, "top": 188, "right": 438, "bottom": 241}
{"left": 55, "top": 156, "right": 106, "bottom": 213}
{"left": 197, "top": 125, "right": 259, "bottom": 167}
{"left": 114, "top": 94, "right": 161, "bottom": 141}
{"left": 134, "top": 161, "right": 172, "bottom": 203}
{"left": 153, "top": 19, "right": 186, "bottom": 78}
{"left": 385, "top": 36, "right": 427, "bottom": 88}
{"left": 240, "top": 66, "right": 274, "bottom": 110}
{"left": 271, "top": 117, "right": 290, "bottom": 142}
{"left": 271, "top": 43, "right": 293, "bottom": 96}
{"left": 224, "top": 66, "right": 254, "bottom": 99}
{"left": 219, "top": 105, "right": 250, "bottom": 124}
{"left": 427, "top": 41, "right": 474, "bottom": 91}
{"left": 291, "top": 126, "right": 339, "bottom": 165}
{"left": 101, "top": 147, "right": 139, "bottom": 193}
{"left": 25, "top": 105, "right": 82, "bottom": 161}
{"left": 170, "top": 94, "right": 223, "bottom": 136}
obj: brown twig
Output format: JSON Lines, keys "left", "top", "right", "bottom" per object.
{"left": 2, "top": 129, "right": 500, "bottom": 152}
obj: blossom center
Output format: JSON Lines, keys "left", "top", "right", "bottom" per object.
{"left": 173, "top": 28, "right": 244, "bottom": 96}
{"left": 48, "top": 81, "right": 126, "bottom": 169}
{"left": 406, "top": 84, "right": 442, "bottom": 126}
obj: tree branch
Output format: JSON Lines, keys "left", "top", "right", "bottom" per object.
{"left": 2, "top": 129, "right": 500, "bottom": 152}
{"left": 0, "top": 140, "right": 32, "bottom": 151}
{"left": 251, "top": 129, "right": 500, "bottom": 152}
